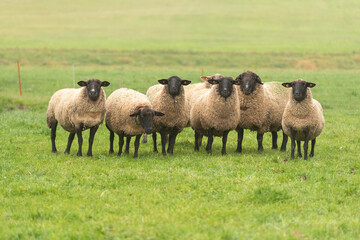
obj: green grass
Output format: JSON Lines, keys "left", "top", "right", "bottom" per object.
{"left": 1, "top": 0, "right": 360, "bottom": 239}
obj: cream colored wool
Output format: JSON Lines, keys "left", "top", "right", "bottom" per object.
{"left": 237, "top": 82, "right": 290, "bottom": 134}
{"left": 147, "top": 84, "right": 189, "bottom": 133}
{"left": 47, "top": 87, "right": 106, "bottom": 132}
{"left": 282, "top": 89, "right": 325, "bottom": 141}
{"left": 105, "top": 88, "right": 153, "bottom": 136}
{"left": 190, "top": 84, "right": 240, "bottom": 137}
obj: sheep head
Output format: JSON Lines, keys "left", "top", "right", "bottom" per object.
{"left": 130, "top": 107, "right": 164, "bottom": 134}
{"left": 158, "top": 76, "right": 191, "bottom": 97}
{"left": 282, "top": 79, "right": 316, "bottom": 102}
{"left": 78, "top": 79, "right": 110, "bottom": 101}
{"left": 208, "top": 77, "right": 240, "bottom": 99}
{"left": 235, "top": 71, "right": 263, "bottom": 95}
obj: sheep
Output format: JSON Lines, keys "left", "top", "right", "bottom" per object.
{"left": 234, "top": 71, "right": 290, "bottom": 153}
{"left": 46, "top": 79, "right": 110, "bottom": 156}
{"left": 146, "top": 76, "right": 191, "bottom": 155}
{"left": 105, "top": 88, "right": 164, "bottom": 158}
{"left": 190, "top": 77, "right": 241, "bottom": 155}
{"left": 281, "top": 79, "right": 325, "bottom": 160}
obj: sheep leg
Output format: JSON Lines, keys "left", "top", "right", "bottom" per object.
{"left": 75, "top": 125, "right": 83, "bottom": 157}
{"left": 310, "top": 138, "right": 316, "bottom": 157}
{"left": 271, "top": 131, "right": 278, "bottom": 149}
{"left": 152, "top": 132, "right": 158, "bottom": 153}
{"left": 257, "top": 132, "right": 264, "bottom": 151}
{"left": 206, "top": 128, "right": 214, "bottom": 154}
{"left": 221, "top": 130, "right": 229, "bottom": 155}
{"left": 133, "top": 134, "right": 141, "bottom": 158}
{"left": 303, "top": 130, "right": 310, "bottom": 160}
{"left": 160, "top": 130, "right": 167, "bottom": 156}
{"left": 117, "top": 132, "right": 124, "bottom": 156}
{"left": 50, "top": 122, "right": 58, "bottom": 153}
{"left": 280, "top": 132, "right": 288, "bottom": 152}
{"left": 109, "top": 130, "right": 115, "bottom": 154}
{"left": 64, "top": 132, "right": 75, "bottom": 154}
{"left": 142, "top": 134, "right": 148, "bottom": 143}
{"left": 167, "top": 128, "right": 179, "bottom": 154}
{"left": 125, "top": 136, "right": 131, "bottom": 154}
{"left": 194, "top": 131, "right": 200, "bottom": 151}
{"left": 87, "top": 125, "right": 99, "bottom": 157}
{"left": 235, "top": 127, "right": 244, "bottom": 153}
{"left": 290, "top": 129, "right": 296, "bottom": 159}
{"left": 297, "top": 140, "right": 302, "bottom": 157}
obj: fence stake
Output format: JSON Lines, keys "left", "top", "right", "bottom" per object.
{"left": 17, "top": 60, "right": 22, "bottom": 96}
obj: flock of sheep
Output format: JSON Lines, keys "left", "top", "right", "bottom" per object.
{"left": 46, "top": 71, "right": 325, "bottom": 160}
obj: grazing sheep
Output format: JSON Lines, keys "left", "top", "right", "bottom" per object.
{"left": 234, "top": 71, "right": 290, "bottom": 152}
{"left": 146, "top": 76, "right": 191, "bottom": 155}
{"left": 105, "top": 88, "right": 164, "bottom": 158}
{"left": 47, "top": 79, "right": 110, "bottom": 156}
{"left": 190, "top": 77, "right": 240, "bottom": 155}
{"left": 282, "top": 79, "right": 325, "bottom": 160}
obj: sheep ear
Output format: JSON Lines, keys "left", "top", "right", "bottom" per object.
{"left": 232, "top": 80, "right": 241, "bottom": 85}
{"left": 101, "top": 81, "right": 110, "bottom": 87}
{"left": 256, "top": 76, "right": 264, "bottom": 85}
{"left": 200, "top": 76, "right": 208, "bottom": 82}
{"left": 129, "top": 110, "right": 140, "bottom": 117}
{"left": 158, "top": 79, "right": 169, "bottom": 85}
{"left": 208, "top": 79, "right": 219, "bottom": 85}
{"left": 77, "top": 81, "right": 87, "bottom": 87}
{"left": 154, "top": 111, "right": 165, "bottom": 116}
{"left": 306, "top": 82, "right": 316, "bottom": 88}
{"left": 181, "top": 80, "right": 191, "bottom": 85}
{"left": 282, "top": 82, "right": 293, "bottom": 88}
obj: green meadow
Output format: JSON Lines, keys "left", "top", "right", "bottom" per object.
{"left": 1, "top": 0, "right": 360, "bottom": 239}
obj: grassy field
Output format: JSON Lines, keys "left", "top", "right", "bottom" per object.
{"left": 1, "top": 0, "right": 360, "bottom": 239}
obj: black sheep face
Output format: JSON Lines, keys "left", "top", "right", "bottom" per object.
{"left": 208, "top": 77, "right": 241, "bottom": 99}
{"left": 78, "top": 79, "right": 110, "bottom": 101}
{"left": 158, "top": 76, "right": 191, "bottom": 97}
{"left": 235, "top": 71, "right": 263, "bottom": 95}
{"left": 282, "top": 79, "right": 316, "bottom": 102}
{"left": 130, "top": 108, "right": 164, "bottom": 134}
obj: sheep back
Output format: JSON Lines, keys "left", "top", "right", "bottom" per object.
{"left": 106, "top": 88, "right": 152, "bottom": 136}
{"left": 47, "top": 87, "right": 106, "bottom": 132}
{"left": 282, "top": 89, "right": 325, "bottom": 141}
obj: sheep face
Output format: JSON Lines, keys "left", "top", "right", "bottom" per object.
{"left": 78, "top": 79, "right": 110, "bottom": 101}
{"left": 235, "top": 71, "right": 263, "bottom": 95}
{"left": 158, "top": 76, "right": 191, "bottom": 97}
{"left": 130, "top": 108, "right": 165, "bottom": 134}
{"left": 208, "top": 77, "right": 240, "bottom": 99}
{"left": 282, "top": 79, "right": 316, "bottom": 102}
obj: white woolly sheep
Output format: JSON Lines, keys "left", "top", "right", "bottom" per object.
{"left": 146, "top": 76, "right": 191, "bottom": 155}
{"left": 190, "top": 77, "right": 241, "bottom": 155}
{"left": 47, "top": 79, "right": 110, "bottom": 156}
{"left": 105, "top": 88, "right": 164, "bottom": 158}
{"left": 234, "top": 71, "right": 290, "bottom": 152}
{"left": 282, "top": 79, "right": 325, "bottom": 160}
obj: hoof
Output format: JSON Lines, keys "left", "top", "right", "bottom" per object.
{"left": 235, "top": 149, "right": 242, "bottom": 153}
{"left": 87, "top": 153, "right": 92, "bottom": 157}
{"left": 77, "top": 152, "right": 82, "bottom": 157}
{"left": 109, "top": 150, "right": 114, "bottom": 154}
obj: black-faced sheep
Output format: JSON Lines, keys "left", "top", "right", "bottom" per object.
{"left": 47, "top": 79, "right": 110, "bottom": 156}
{"left": 146, "top": 76, "right": 191, "bottom": 155}
{"left": 105, "top": 88, "right": 164, "bottom": 158}
{"left": 234, "top": 71, "right": 290, "bottom": 152}
{"left": 282, "top": 79, "right": 325, "bottom": 160}
{"left": 190, "top": 77, "right": 240, "bottom": 155}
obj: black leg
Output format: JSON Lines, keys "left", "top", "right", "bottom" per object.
{"left": 235, "top": 127, "right": 244, "bottom": 153}
{"left": 64, "top": 132, "right": 75, "bottom": 154}
{"left": 167, "top": 128, "right": 179, "bottom": 154}
{"left": 87, "top": 125, "right": 99, "bottom": 157}
{"left": 160, "top": 130, "right": 167, "bottom": 156}
{"left": 50, "top": 122, "right": 58, "bottom": 153}
{"left": 117, "top": 132, "right": 124, "bottom": 156}
{"left": 297, "top": 140, "right": 302, "bottom": 157}
{"left": 125, "top": 136, "right": 131, "bottom": 154}
{"left": 152, "top": 132, "right": 158, "bottom": 153}
{"left": 303, "top": 130, "right": 310, "bottom": 160}
{"left": 280, "top": 131, "right": 288, "bottom": 152}
{"left": 310, "top": 138, "right": 316, "bottom": 157}
{"left": 109, "top": 130, "right": 114, "bottom": 154}
{"left": 198, "top": 134, "right": 203, "bottom": 147}
{"left": 206, "top": 128, "right": 214, "bottom": 154}
{"left": 222, "top": 130, "right": 229, "bottom": 155}
{"left": 290, "top": 129, "right": 296, "bottom": 159}
{"left": 133, "top": 134, "right": 141, "bottom": 158}
{"left": 75, "top": 124, "right": 83, "bottom": 157}
{"left": 142, "top": 133, "right": 148, "bottom": 143}
{"left": 194, "top": 130, "right": 200, "bottom": 151}
{"left": 271, "top": 131, "right": 278, "bottom": 149}
{"left": 257, "top": 132, "right": 264, "bottom": 151}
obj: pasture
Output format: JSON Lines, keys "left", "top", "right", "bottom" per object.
{"left": 1, "top": 0, "right": 360, "bottom": 239}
